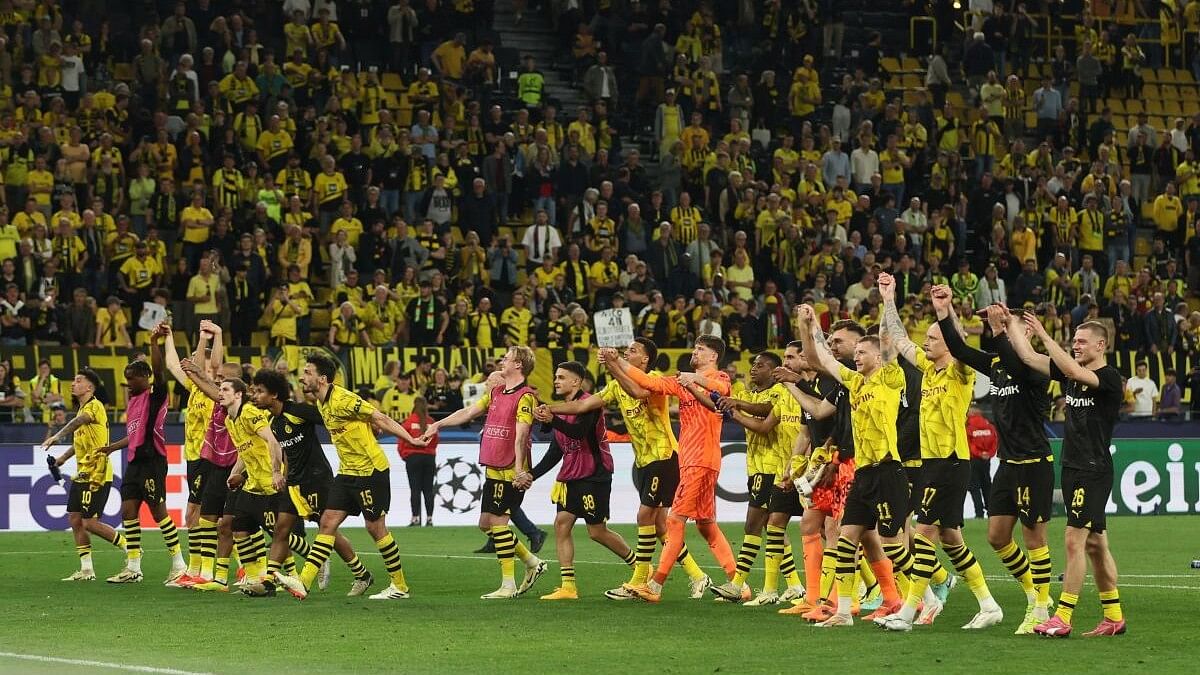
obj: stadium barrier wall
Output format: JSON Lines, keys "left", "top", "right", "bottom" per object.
{"left": 2, "top": 439, "right": 1198, "bottom": 532}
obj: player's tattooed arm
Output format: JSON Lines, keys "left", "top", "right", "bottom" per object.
{"left": 41, "top": 412, "right": 94, "bottom": 452}
{"left": 878, "top": 273, "right": 916, "bottom": 364}
{"left": 796, "top": 304, "right": 843, "bottom": 382}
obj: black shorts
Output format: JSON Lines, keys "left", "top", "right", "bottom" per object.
{"left": 199, "top": 462, "right": 233, "bottom": 516}
{"left": 327, "top": 470, "right": 391, "bottom": 522}
{"left": 767, "top": 483, "right": 803, "bottom": 517}
{"left": 555, "top": 479, "right": 611, "bottom": 525}
{"left": 636, "top": 454, "right": 680, "bottom": 508}
{"left": 227, "top": 489, "right": 276, "bottom": 533}
{"left": 119, "top": 454, "right": 168, "bottom": 505}
{"left": 482, "top": 475, "right": 525, "bottom": 517}
{"left": 186, "top": 459, "right": 204, "bottom": 505}
{"left": 842, "top": 462, "right": 910, "bottom": 538}
{"left": 904, "top": 462, "right": 924, "bottom": 516}
{"left": 747, "top": 472, "right": 774, "bottom": 509}
{"left": 1062, "top": 467, "right": 1113, "bottom": 533}
{"left": 67, "top": 480, "right": 111, "bottom": 519}
{"left": 990, "top": 459, "right": 1055, "bottom": 529}
{"left": 914, "top": 458, "right": 970, "bottom": 529}
{"left": 279, "top": 476, "right": 332, "bottom": 522}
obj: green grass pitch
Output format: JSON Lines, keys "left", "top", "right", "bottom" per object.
{"left": 0, "top": 516, "right": 1196, "bottom": 674}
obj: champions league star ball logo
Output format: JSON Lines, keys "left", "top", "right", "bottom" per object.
{"left": 436, "top": 456, "right": 484, "bottom": 514}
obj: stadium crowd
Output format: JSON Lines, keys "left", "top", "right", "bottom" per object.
{"left": 0, "top": 0, "right": 1198, "bottom": 422}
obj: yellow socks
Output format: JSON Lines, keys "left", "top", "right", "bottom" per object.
{"left": 375, "top": 533, "right": 408, "bottom": 591}
{"left": 1055, "top": 591, "right": 1078, "bottom": 624}
{"left": 996, "top": 540, "right": 1036, "bottom": 600}
{"left": 300, "top": 533, "right": 335, "bottom": 588}
{"left": 491, "top": 526, "right": 517, "bottom": 584}
{"left": 1028, "top": 545, "right": 1053, "bottom": 608}
{"left": 1100, "top": 589, "right": 1123, "bottom": 621}
{"left": 732, "top": 534, "right": 762, "bottom": 587}
{"left": 630, "top": 525, "right": 656, "bottom": 585}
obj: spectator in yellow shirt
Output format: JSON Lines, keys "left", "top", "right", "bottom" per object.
{"left": 180, "top": 191, "right": 214, "bottom": 271}
{"left": 95, "top": 296, "right": 132, "bottom": 348}
{"left": 1153, "top": 181, "right": 1183, "bottom": 240}
{"left": 311, "top": 7, "right": 347, "bottom": 56}
{"left": 218, "top": 61, "right": 260, "bottom": 111}
{"left": 26, "top": 156, "right": 54, "bottom": 215}
{"left": 267, "top": 285, "right": 303, "bottom": 345}
{"left": 277, "top": 223, "right": 313, "bottom": 277}
{"left": 432, "top": 32, "right": 468, "bottom": 80}
{"left": 118, "top": 241, "right": 162, "bottom": 306}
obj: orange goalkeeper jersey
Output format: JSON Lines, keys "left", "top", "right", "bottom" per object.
{"left": 626, "top": 366, "right": 730, "bottom": 471}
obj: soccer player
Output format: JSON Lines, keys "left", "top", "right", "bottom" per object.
{"left": 795, "top": 304, "right": 906, "bottom": 627}
{"left": 248, "top": 367, "right": 376, "bottom": 597}
{"left": 775, "top": 326, "right": 890, "bottom": 622}
{"left": 165, "top": 323, "right": 253, "bottom": 589}
{"left": 709, "top": 351, "right": 806, "bottom": 605}
{"left": 275, "top": 353, "right": 428, "bottom": 600}
{"left": 612, "top": 336, "right": 740, "bottom": 603}
{"left": 936, "top": 302, "right": 1056, "bottom": 633}
{"left": 1008, "top": 313, "right": 1126, "bottom": 637}
{"left": 99, "top": 324, "right": 186, "bottom": 584}
{"left": 546, "top": 338, "right": 711, "bottom": 600}
{"left": 41, "top": 368, "right": 127, "bottom": 580}
{"left": 527, "top": 361, "right": 635, "bottom": 599}
{"left": 875, "top": 278, "right": 1003, "bottom": 631}
{"left": 175, "top": 326, "right": 213, "bottom": 581}
{"left": 183, "top": 360, "right": 286, "bottom": 593}
{"left": 421, "top": 346, "right": 548, "bottom": 599}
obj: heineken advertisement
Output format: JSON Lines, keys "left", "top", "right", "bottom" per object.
{"left": 1056, "top": 439, "right": 1200, "bottom": 515}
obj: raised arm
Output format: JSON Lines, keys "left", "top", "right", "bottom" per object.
{"left": 202, "top": 320, "right": 224, "bottom": 374}
{"left": 1024, "top": 313, "right": 1100, "bottom": 387}
{"left": 180, "top": 356, "right": 221, "bottom": 401}
{"left": 162, "top": 326, "right": 191, "bottom": 387}
{"left": 878, "top": 272, "right": 917, "bottom": 365}
{"left": 1004, "top": 309, "right": 1052, "bottom": 376}
{"left": 149, "top": 325, "right": 167, "bottom": 384}
{"left": 796, "top": 305, "right": 845, "bottom": 383}
{"left": 933, "top": 290, "right": 994, "bottom": 374}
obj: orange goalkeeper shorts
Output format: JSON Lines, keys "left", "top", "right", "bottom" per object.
{"left": 812, "top": 458, "right": 855, "bottom": 519}
{"left": 671, "top": 466, "right": 718, "bottom": 521}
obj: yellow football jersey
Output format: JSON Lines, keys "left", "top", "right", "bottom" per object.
{"left": 225, "top": 402, "right": 277, "bottom": 495}
{"left": 72, "top": 397, "right": 111, "bottom": 484}
{"left": 317, "top": 385, "right": 390, "bottom": 476}
{"left": 599, "top": 370, "right": 678, "bottom": 467}
{"left": 914, "top": 350, "right": 975, "bottom": 460}
{"left": 768, "top": 383, "right": 804, "bottom": 479}
{"left": 183, "top": 380, "right": 214, "bottom": 462}
{"left": 738, "top": 386, "right": 778, "bottom": 476}
{"left": 839, "top": 363, "right": 905, "bottom": 466}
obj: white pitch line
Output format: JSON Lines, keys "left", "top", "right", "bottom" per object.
{"left": 0, "top": 651, "right": 211, "bottom": 675}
